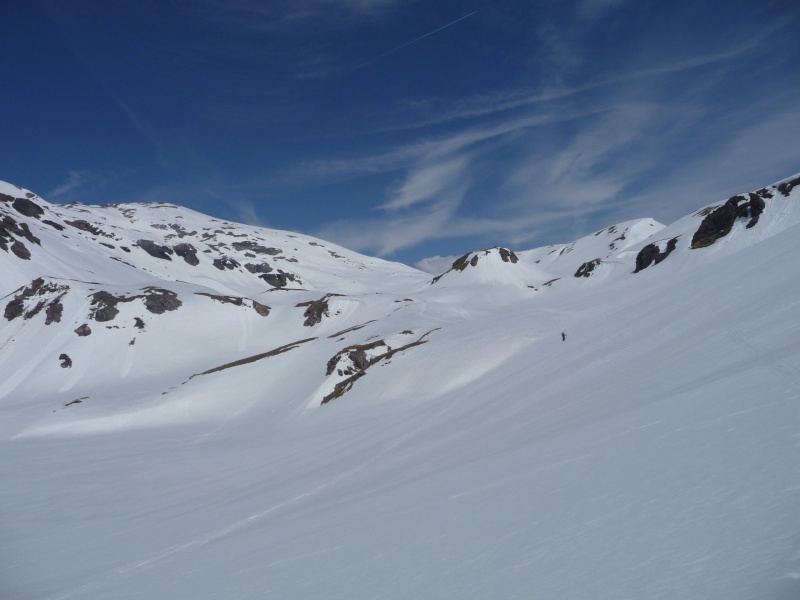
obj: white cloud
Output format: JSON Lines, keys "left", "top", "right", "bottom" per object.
{"left": 48, "top": 170, "right": 97, "bottom": 199}
{"left": 382, "top": 156, "right": 471, "bottom": 210}
{"left": 315, "top": 190, "right": 463, "bottom": 256}
{"left": 414, "top": 255, "right": 458, "bottom": 274}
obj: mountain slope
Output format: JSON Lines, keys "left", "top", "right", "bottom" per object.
{"left": 1, "top": 173, "right": 799, "bottom": 600}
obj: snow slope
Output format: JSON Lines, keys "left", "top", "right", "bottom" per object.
{"left": 1, "top": 174, "right": 799, "bottom": 599}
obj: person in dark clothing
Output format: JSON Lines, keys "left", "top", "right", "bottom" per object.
{"left": 561, "top": 332, "right": 566, "bottom": 342}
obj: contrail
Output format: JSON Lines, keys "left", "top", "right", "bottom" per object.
{"left": 362, "top": 10, "right": 478, "bottom": 67}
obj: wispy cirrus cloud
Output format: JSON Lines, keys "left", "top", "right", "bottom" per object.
{"left": 48, "top": 170, "right": 98, "bottom": 199}
{"left": 374, "top": 38, "right": 765, "bottom": 134}
{"left": 382, "top": 156, "right": 472, "bottom": 210}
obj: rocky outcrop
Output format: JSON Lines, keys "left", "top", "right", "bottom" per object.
{"left": 12, "top": 197, "right": 44, "bottom": 219}
{"left": 4, "top": 278, "right": 69, "bottom": 323}
{"left": 498, "top": 247, "right": 519, "bottom": 263}
{"left": 135, "top": 239, "right": 174, "bottom": 260}
{"left": 1, "top": 213, "right": 41, "bottom": 257}
{"left": 190, "top": 337, "right": 317, "bottom": 379}
{"left": 296, "top": 294, "right": 342, "bottom": 326}
{"left": 244, "top": 262, "right": 273, "bottom": 274}
{"left": 634, "top": 238, "right": 678, "bottom": 273}
{"left": 232, "top": 241, "right": 281, "bottom": 255}
{"left": 169, "top": 223, "right": 197, "bottom": 238}
{"left": 90, "top": 287, "right": 182, "bottom": 321}
{"left": 691, "top": 194, "right": 765, "bottom": 249}
{"left": 90, "top": 291, "right": 135, "bottom": 322}
{"left": 141, "top": 288, "right": 182, "bottom": 314}
{"left": 432, "top": 247, "right": 519, "bottom": 284}
{"left": 65, "top": 219, "right": 110, "bottom": 237}
{"left": 75, "top": 324, "right": 92, "bottom": 336}
{"left": 42, "top": 219, "right": 65, "bottom": 231}
{"left": 261, "top": 270, "right": 300, "bottom": 289}
{"left": 212, "top": 256, "right": 240, "bottom": 270}
{"left": 173, "top": 243, "right": 199, "bottom": 266}
{"left": 321, "top": 330, "right": 438, "bottom": 405}
{"left": 195, "top": 293, "right": 271, "bottom": 316}
{"left": 575, "top": 259, "right": 602, "bottom": 278}
{"left": 59, "top": 353, "right": 72, "bottom": 368}
{"left": 777, "top": 176, "right": 800, "bottom": 197}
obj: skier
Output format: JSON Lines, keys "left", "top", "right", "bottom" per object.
{"left": 561, "top": 332, "right": 566, "bottom": 342}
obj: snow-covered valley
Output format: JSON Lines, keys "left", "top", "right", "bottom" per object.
{"left": 1, "top": 174, "right": 799, "bottom": 599}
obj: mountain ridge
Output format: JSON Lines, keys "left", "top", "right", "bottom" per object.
{"left": 2, "top": 172, "right": 799, "bottom": 600}
{"left": 1, "top": 172, "right": 799, "bottom": 436}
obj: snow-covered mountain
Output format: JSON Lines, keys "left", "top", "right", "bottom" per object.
{"left": 1, "top": 173, "right": 799, "bottom": 599}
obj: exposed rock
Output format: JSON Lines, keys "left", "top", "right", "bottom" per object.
{"left": 1, "top": 214, "right": 41, "bottom": 254}
{"left": 349, "top": 349, "right": 369, "bottom": 371}
{"left": 244, "top": 262, "right": 273, "bottom": 274}
{"left": 634, "top": 238, "right": 678, "bottom": 273}
{"left": 327, "top": 321, "right": 376, "bottom": 339}
{"left": 451, "top": 252, "right": 474, "bottom": 272}
{"left": 142, "top": 288, "right": 182, "bottom": 314}
{"left": 173, "top": 243, "right": 199, "bottom": 266}
{"left": 190, "top": 337, "right": 317, "bottom": 379}
{"left": 0, "top": 193, "right": 15, "bottom": 203}
{"left": 691, "top": 194, "right": 765, "bottom": 249}
{"left": 777, "top": 176, "right": 800, "bottom": 197}
{"left": 261, "top": 270, "right": 300, "bottom": 288}
{"left": 59, "top": 353, "right": 72, "bottom": 368}
{"left": 432, "top": 247, "right": 517, "bottom": 283}
{"left": 196, "top": 292, "right": 243, "bottom": 306}
{"left": 321, "top": 330, "right": 438, "bottom": 405}
{"left": 694, "top": 205, "right": 719, "bottom": 217}
{"left": 498, "top": 247, "right": 519, "bottom": 263}
{"left": 296, "top": 294, "right": 342, "bottom": 326}
{"left": 45, "top": 299, "right": 64, "bottom": 324}
{"left": 196, "top": 292, "right": 272, "bottom": 315}
{"left": 4, "top": 298, "right": 24, "bottom": 321}
{"left": 12, "top": 197, "right": 44, "bottom": 219}
{"left": 90, "top": 291, "right": 132, "bottom": 322}
{"left": 232, "top": 241, "right": 282, "bottom": 255}
{"left": 10, "top": 240, "right": 31, "bottom": 260}
{"left": 5, "top": 278, "right": 69, "bottom": 323}
{"left": 212, "top": 256, "right": 240, "bottom": 270}
{"left": 325, "top": 340, "right": 387, "bottom": 376}
{"left": 169, "top": 223, "right": 197, "bottom": 238}
{"left": 90, "top": 287, "right": 181, "bottom": 320}
{"left": 75, "top": 324, "right": 92, "bottom": 336}
{"left": 575, "top": 259, "right": 602, "bottom": 278}
{"left": 65, "top": 219, "right": 109, "bottom": 237}
{"left": 135, "top": 239, "right": 174, "bottom": 260}
{"left": 252, "top": 301, "right": 271, "bottom": 317}
{"left": 745, "top": 193, "right": 765, "bottom": 229}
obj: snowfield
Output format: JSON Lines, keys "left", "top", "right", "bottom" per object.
{"left": 1, "top": 175, "right": 799, "bottom": 599}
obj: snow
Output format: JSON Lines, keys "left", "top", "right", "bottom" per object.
{"left": 1, "top": 176, "right": 799, "bottom": 599}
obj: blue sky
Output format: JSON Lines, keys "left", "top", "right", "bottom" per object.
{"left": 3, "top": 0, "right": 799, "bottom": 268}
